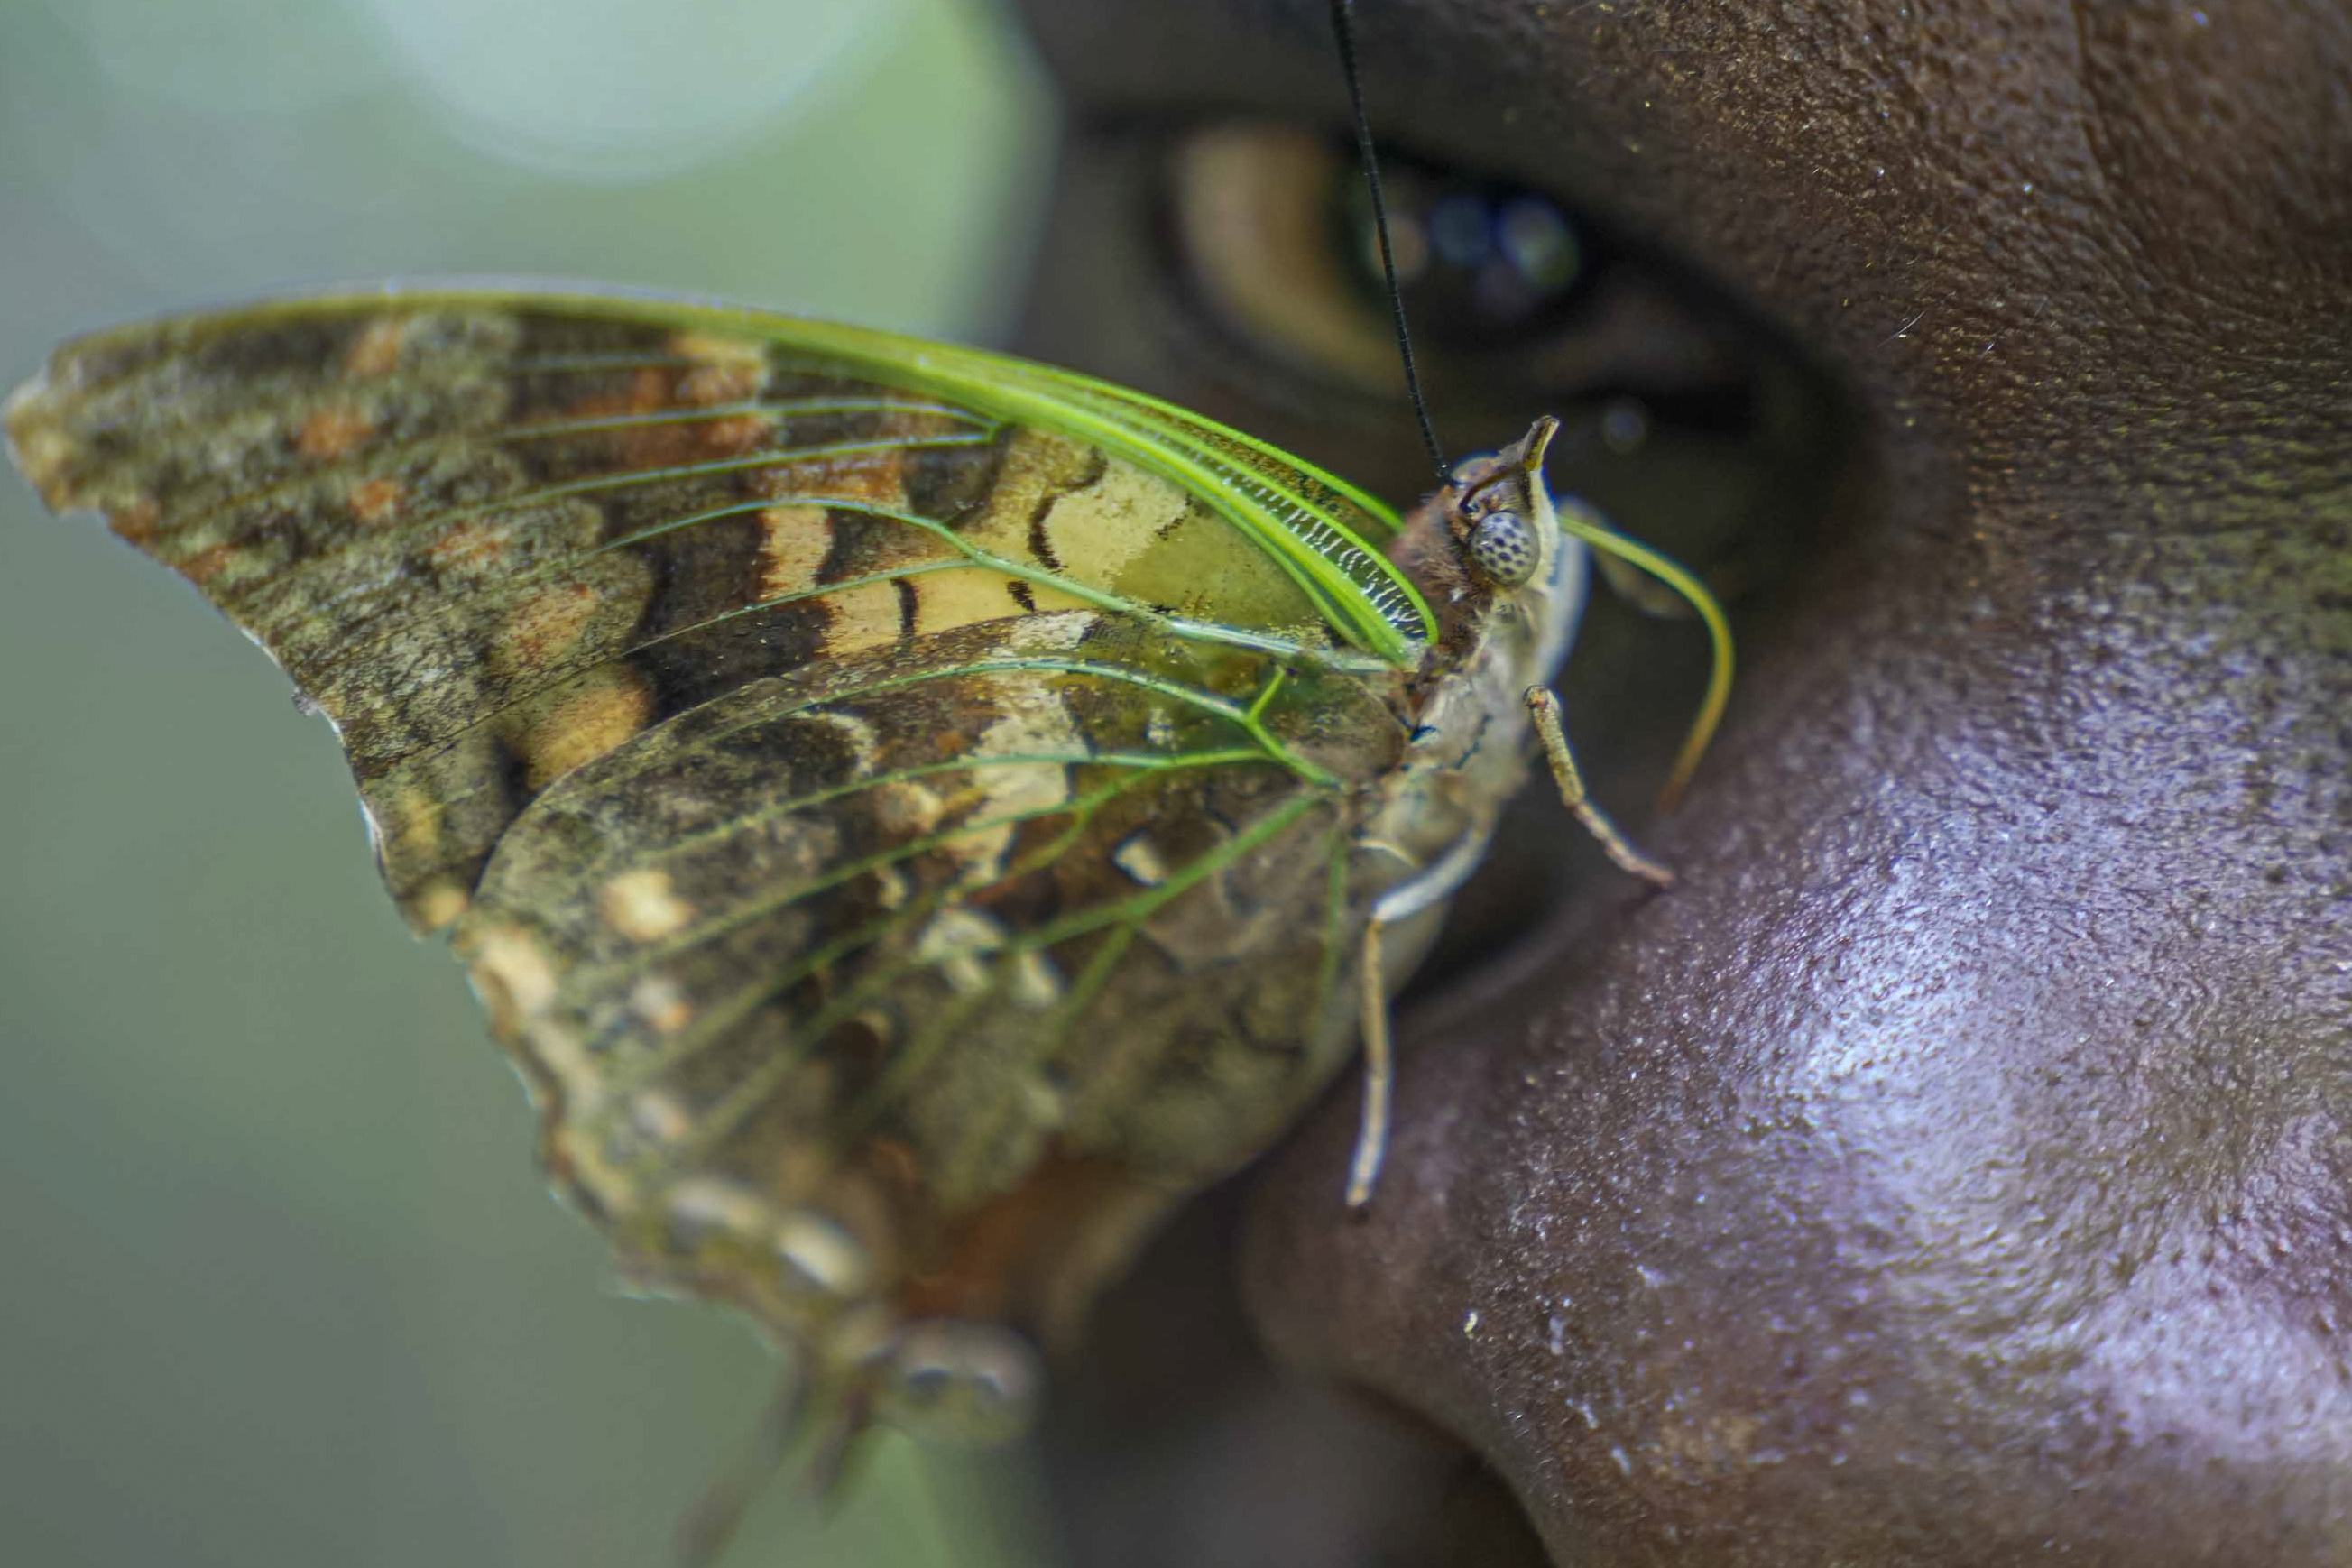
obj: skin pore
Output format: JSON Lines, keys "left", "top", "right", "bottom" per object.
{"left": 1010, "top": 2, "right": 2351, "bottom": 1563}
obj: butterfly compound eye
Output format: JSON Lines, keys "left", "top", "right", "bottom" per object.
{"left": 1467, "top": 509, "right": 1540, "bottom": 586}
{"left": 877, "top": 1320, "right": 1040, "bottom": 1444}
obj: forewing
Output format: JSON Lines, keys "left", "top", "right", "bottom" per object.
{"left": 5, "top": 287, "right": 1409, "bottom": 1350}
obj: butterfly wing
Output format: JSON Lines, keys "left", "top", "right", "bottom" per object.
{"left": 5, "top": 286, "right": 1425, "bottom": 1397}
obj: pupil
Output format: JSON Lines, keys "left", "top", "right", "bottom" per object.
{"left": 1498, "top": 198, "right": 1579, "bottom": 291}
{"left": 1339, "top": 151, "right": 1591, "bottom": 348}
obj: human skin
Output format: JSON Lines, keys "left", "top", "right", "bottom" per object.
{"left": 1010, "top": 1, "right": 2352, "bottom": 1563}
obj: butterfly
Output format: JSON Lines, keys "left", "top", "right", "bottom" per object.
{"left": 5, "top": 282, "right": 1729, "bottom": 1481}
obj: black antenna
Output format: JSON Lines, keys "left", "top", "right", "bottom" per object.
{"left": 1329, "top": 0, "right": 1447, "bottom": 479}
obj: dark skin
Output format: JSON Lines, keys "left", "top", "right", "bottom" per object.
{"left": 1010, "top": 1, "right": 2352, "bottom": 1563}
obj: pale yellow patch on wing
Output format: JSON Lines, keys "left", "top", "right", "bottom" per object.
{"left": 1038, "top": 459, "right": 1194, "bottom": 589}
{"left": 918, "top": 907, "right": 1010, "bottom": 995}
{"left": 597, "top": 867, "right": 695, "bottom": 942}
{"left": 1026, "top": 578, "right": 1093, "bottom": 613}
{"left": 512, "top": 665, "right": 654, "bottom": 791}
{"left": 869, "top": 864, "right": 909, "bottom": 910}
{"left": 943, "top": 670, "right": 1084, "bottom": 882}
{"left": 668, "top": 330, "right": 765, "bottom": 371}
{"left": 1010, "top": 949, "right": 1064, "bottom": 1010}
{"left": 526, "top": 1019, "right": 595, "bottom": 1091}
{"left": 1122, "top": 487, "right": 1326, "bottom": 630}
{"left": 872, "top": 779, "right": 946, "bottom": 838}
{"left": 629, "top": 1088, "right": 695, "bottom": 1146}
{"left": 9, "top": 421, "right": 74, "bottom": 495}
{"left": 666, "top": 330, "right": 768, "bottom": 406}
{"left": 664, "top": 1176, "right": 776, "bottom": 1247}
{"left": 410, "top": 878, "right": 472, "bottom": 933}
{"left": 951, "top": 429, "right": 1091, "bottom": 558}
{"left": 344, "top": 318, "right": 410, "bottom": 377}
{"left": 629, "top": 974, "right": 695, "bottom": 1033}
{"left": 758, "top": 503, "right": 832, "bottom": 599}
{"left": 817, "top": 577, "right": 906, "bottom": 655}
{"left": 494, "top": 583, "right": 603, "bottom": 677}
{"left": 1002, "top": 610, "right": 1097, "bottom": 654}
{"left": 909, "top": 567, "right": 1034, "bottom": 637}
{"left": 466, "top": 923, "right": 560, "bottom": 1035}
{"left": 297, "top": 405, "right": 374, "bottom": 459}
{"left": 938, "top": 434, "right": 1131, "bottom": 613}
{"left": 1111, "top": 833, "right": 1170, "bottom": 888}
{"left": 775, "top": 1211, "right": 872, "bottom": 1298}
{"left": 798, "top": 707, "right": 881, "bottom": 771}
{"left": 370, "top": 781, "right": 446, "bottom": 871}
{"left": 425, "top": 516, "right": 513, "bottom": 574}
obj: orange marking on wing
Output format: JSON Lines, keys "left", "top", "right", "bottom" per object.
{"left": 557, "top": 367, "right": 669, "bottom": 421}
{"left": 500, "top": 583, "right": 603, "bottom": 669}
{"left": 180, "top": 545, "right": 236, "bottom": 585}
{"left": 515, "top": 665, "right": 653, "bottom": 791}
{"left": 111, "top": 496, "right": 161, "bottom": 545}
{"left": 297, "top": 405, "right": 375, "bottom": 459}
{"left": 343, "top": 318, "right": 410, "bottom": 378}
{"left": 681, "top": 364, "right": 758, "bottom": 405}
{"left": 674, "top": 342, "right": 765, "bottom": 408}
{"left": 549, "top": 339, "right": 776, "bottom": 464}
{"left": 349, "top": 476, "right": 405, "bottom": 523}
{"left": 576, "top": 371, "right": 774, "bottom": 466}
{"left": 895, "top": 1156, "right": 1135, "bottom": 1326}
{"left": 426, "top": 517, "right": 512, "bottom": 576}
{"left": 770, "top": 448, "right": 909, "bottom": 510}
{"left": 693, "top": 412, "right": 773, "bottom": 455}
{"left": 622, "top": 417, "right": 761, "bottom": 466}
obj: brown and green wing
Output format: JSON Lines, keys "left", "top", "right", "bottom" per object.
{"left": 5, "top": 288, "right": 1415, "bottom": 1373}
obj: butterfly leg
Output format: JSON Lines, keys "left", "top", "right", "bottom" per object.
{"left": 678, "top": 1370, "right": 815, "bottom": 1568}
{"left": 1345, "top": 915, "right": 1396, "bottom": 1210}
{"left": 1524, "top": 687, "right": 1677, "bottom": 888}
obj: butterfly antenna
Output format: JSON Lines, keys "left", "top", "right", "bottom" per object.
{"left": 1330, "top": 0, "right": 1447, "bottom": 479}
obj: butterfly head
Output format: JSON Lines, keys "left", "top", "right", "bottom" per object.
{"left": 1384, "top": 415, "right": 1586, "bottom": 697}
{"left": 1444, "top": 414, "right": 1563, "bottom": 593}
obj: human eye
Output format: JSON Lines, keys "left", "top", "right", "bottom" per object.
{"left": 1029, "top": 118, "right": 1849, "bottom": 627}
{"left": 1019, "top": 114, "right": 1853, "bottom": 945}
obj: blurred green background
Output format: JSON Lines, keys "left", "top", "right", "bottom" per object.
{"left": 0, "top": 1, "right": 1060, "bottom": 1563}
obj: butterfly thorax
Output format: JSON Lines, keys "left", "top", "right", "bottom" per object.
{"left": 1354, "top": 420, "right": 1588, "bottom": 929}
